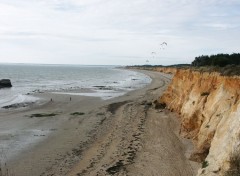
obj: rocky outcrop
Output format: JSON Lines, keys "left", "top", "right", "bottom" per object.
{"left": 0, "top": 79, "right": 12, "bottom": 88}
{"left": 159, "top": 69, "right": 240, "bottom": 175}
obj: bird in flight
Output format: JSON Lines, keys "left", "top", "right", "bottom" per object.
{"left": 162, "top": 42, "right": 167, "bottom": 46}
{"left": 160, "top": 42, "right": 167, "bottom": 49}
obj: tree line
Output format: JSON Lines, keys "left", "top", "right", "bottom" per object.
{"left": 192, "top": 53, "right": 240, "bottom": 67}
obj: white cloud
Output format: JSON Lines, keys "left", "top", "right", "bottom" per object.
{"left": 0, "top": 0, "right": 239, "bottom": 65}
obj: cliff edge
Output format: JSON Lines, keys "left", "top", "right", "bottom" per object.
{"left": 159, "top": 69, "right": 240, "bottom": 175}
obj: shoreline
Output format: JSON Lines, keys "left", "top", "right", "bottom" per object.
{"left": 0, "top": 67, "right": 151, "bottom": 111}
{"left": 0, "top": 69, "right": 199, "bottom": 176}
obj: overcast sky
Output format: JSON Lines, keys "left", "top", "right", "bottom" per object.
{"left": 0, "top": 0, "right": 239, "bottom": 65}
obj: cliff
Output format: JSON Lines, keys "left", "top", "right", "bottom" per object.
{"left": 127, "top": 66, "right": 177, "bottom": 75}
{"left": 151, "top": 67, "right": 177, "bottom": 74}
{"left": 159, "top": 69, "right": 240, "bottom": 175}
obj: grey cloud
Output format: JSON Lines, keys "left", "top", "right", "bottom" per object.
{"left": 0, "top": 0, "right": 239, "bottom": 65}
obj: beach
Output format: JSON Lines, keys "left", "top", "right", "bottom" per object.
{"left": 0, "top": 69, "right": 199, "bottom": 176}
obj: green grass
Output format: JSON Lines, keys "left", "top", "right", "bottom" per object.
{"left": 70, "top": 112, "right": 85, "bottom": 116}
{"left": 30, "top": 113, "right": 58, "bottom": 118}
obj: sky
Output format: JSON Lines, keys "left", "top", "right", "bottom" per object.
{"left": 0, "top": 0, "right": 239, "bottom": 65}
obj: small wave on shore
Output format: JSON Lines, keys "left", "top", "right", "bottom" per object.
{"left": 0, "top": 64, "right": 151, "bottom": 109}
{"left": 53, "top": 90, "right": 126, "bottom": 100}
{"left": 0, "top": 89, "right": 39, "bottom": 110}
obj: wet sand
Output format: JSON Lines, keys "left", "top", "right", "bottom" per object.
{"left": 0, "top": 70, "right": 199, "bottom": 176}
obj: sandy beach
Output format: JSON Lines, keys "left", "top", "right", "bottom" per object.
{"left": 0, "top": 70, "right": 199, "bottom": 176}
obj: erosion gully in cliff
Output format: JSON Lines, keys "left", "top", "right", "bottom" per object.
{"left": 156, "top": 68, "right": 240, "bottom": 176}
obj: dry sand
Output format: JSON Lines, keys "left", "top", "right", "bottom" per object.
{"left": 0, "top": 70, "right": 199, "bottom": 176}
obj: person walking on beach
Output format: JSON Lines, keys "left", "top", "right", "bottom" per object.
{"left": 70, "top": 97, "right": 72, "bottom": 101}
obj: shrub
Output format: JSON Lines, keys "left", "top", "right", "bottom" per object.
{"left": 202, "top": 160, "right": 209, "bottom": 168}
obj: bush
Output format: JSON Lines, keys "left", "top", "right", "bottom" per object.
{"left": 202, "top": 160, "right": 209, "bottom": 168}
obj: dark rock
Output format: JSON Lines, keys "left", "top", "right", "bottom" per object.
{"left": 106, "top": 160, "right": 124, "bottom": 174}
{"left": 2, "top": 102, "right": 34, "bottom": 109}
{"left": 93, "top": 86, "right": 112, "bottom": 90}
{"left": 93, "top": 86, "right": 106, "bottom": 88}
{"left": 0, "top": 79, "right": 12, "bottom": 88}
{"left": 146, "top": 101, "right": 152, "bottom": 106}
{"left": 153, "top": 100, "right": 166, "bottom": 109}
{"left": 107, "top": 101, "right": 129, "bottom": 114}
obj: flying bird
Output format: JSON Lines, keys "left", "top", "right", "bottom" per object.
{"left": 162, "top": 42, "right": 167, "bottom": 46}
{"left": 160, "top": 42, "right": 167, "bottom": 49}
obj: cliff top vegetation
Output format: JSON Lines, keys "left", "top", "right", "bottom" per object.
{"left": 191, "top": 53, "right": 240, "bottom": 67}
{"left": 191, "top": 65, "right": 240, "bottom": 76}
{"left": 126, "top": 53, "right": 240, "bottom": 76}
{"left": 191, "top": 53, "right": 240, "bottom": 76}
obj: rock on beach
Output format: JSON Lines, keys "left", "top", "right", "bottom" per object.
{"left": 0, "top": 79, "right": 12, "bottom": 88}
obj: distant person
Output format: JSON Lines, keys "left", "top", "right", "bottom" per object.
{"left": 51, "top": 98, "right": 53, "bottom": 102}
{"left": 70, "top": 97, "right": 72, "bottom": 101}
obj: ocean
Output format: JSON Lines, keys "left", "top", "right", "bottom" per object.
{"left": 0, "top": 64, "right": 151, "bottom": 109}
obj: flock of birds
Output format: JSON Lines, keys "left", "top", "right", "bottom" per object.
{"left": 146, "top": 42, "right": 167, "bottom": 64}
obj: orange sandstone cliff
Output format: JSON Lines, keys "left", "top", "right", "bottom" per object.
{"left": 159, "top": 69, "right": 240, "bottom": 175}
{"left": 129, "top": 66, "right": 177, "bottom": 75}
{"left": 151, "top": 67, "right": 177, "bottom": 74}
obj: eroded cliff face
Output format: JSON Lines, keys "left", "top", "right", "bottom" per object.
{"left": 159, "top": 69, "right": 240, "bottom": 175}
{"left": 151, "top": 67, "right": 177, "bottom": 75}
{"left": 129, "top": 66, "right": 177, "bottom": 75}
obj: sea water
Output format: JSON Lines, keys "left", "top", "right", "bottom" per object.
{"left": 0, "top": 64, "right": 151, "bottom": 108}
